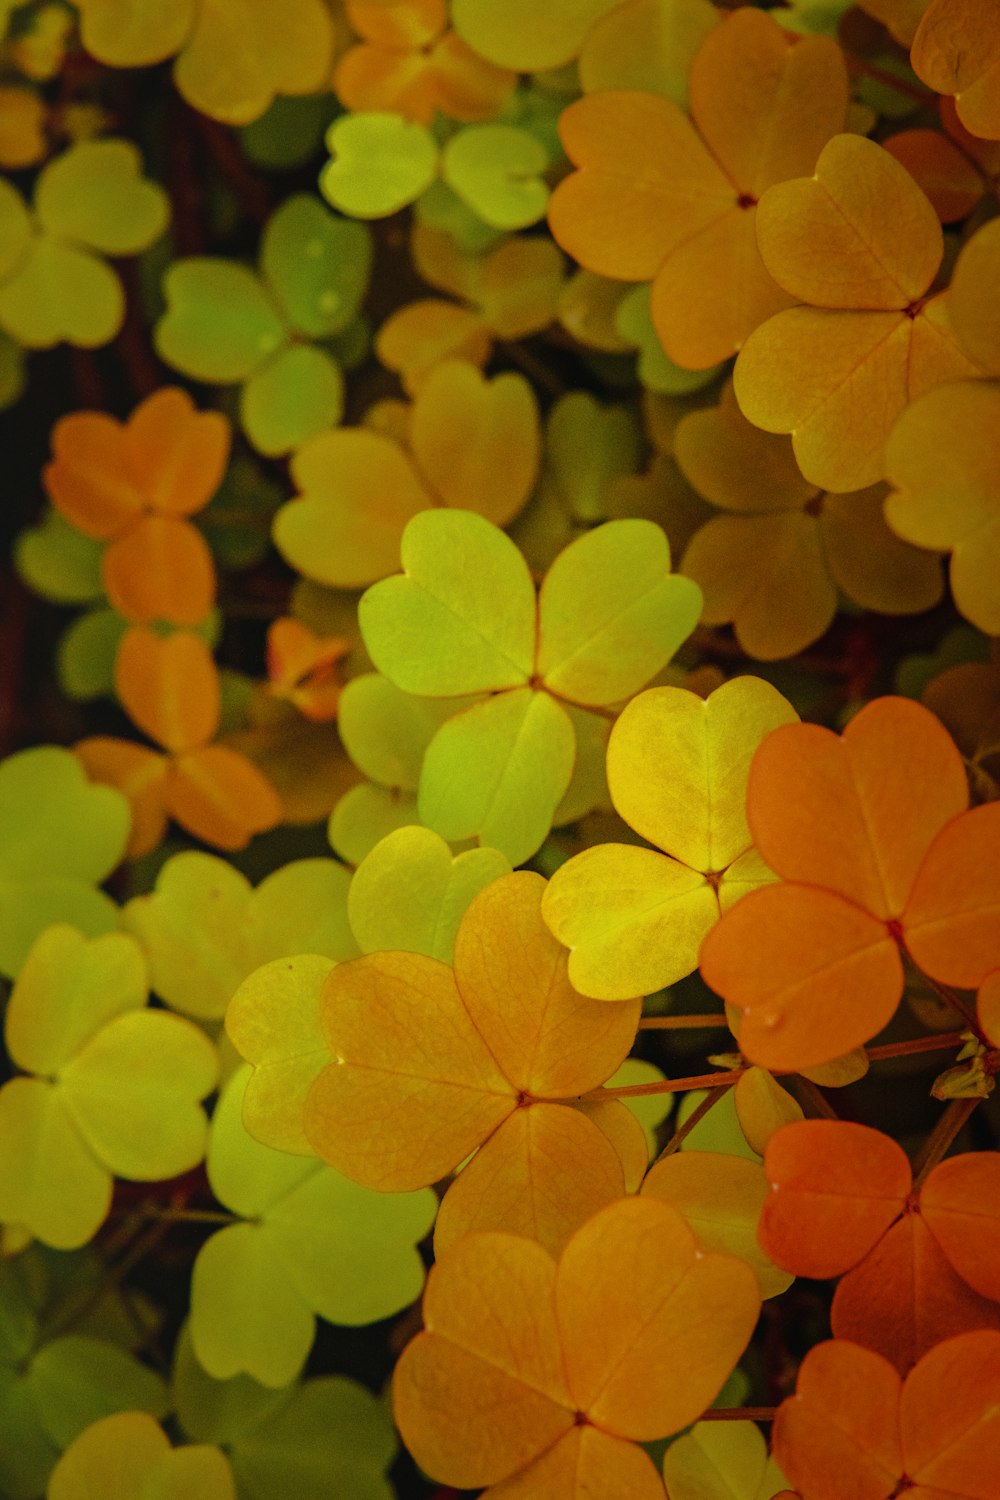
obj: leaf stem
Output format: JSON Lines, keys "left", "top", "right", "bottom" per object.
{"left": 912, "top": 1097, "right": 982, "bottom": 1186}
{"left": 842, "top": 54, "right": 935, "bottom": 104}
{"left": 866, "top": 1031, "right": 967, "bottom": 1061}
{"left": 639, "top": 1014, "right": 729, "bottom": 1030}
{"left": 793, "top": 1077, "right": 840, "bottom": 1120}
{"left": 143, "top": 1206, "right": 237, "bottom": 1225}
{"left": 700, "top": 1407, "right": 776, "bottom": 1422}
{"left": 594, "top": 1067, "right": 748, "bottom": 1099}
{"left": 654, "top": 1081, "right": 736, "bottom": 1162}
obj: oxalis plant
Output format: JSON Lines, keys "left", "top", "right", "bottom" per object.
{"left": 1, "top": 0, "right": 1000, "bottom": 1497}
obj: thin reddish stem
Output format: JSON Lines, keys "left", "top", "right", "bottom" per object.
{"left": 593, "top": 1067, "right": 748, "bottom": 1100}
{"left": 699, "top": 1407, "right": 776, "bottom": 1422}
{"left": 842, "top": 54, "right": 936, "bottom": 104}
{"left": 793, "top": 1077, "right": 841, "bottom": 1121}
{"left": 639, "top": 1014, "right": 730, "bottom": 1030}
{"left": 866, "top": 1032, "right": 967, "bottom": 1061}
{"left": 912, "top": 1097, "right": 982, "bottom": 1187}
{"left": 654, "top": 1082, "right": 736, "bottom": 1162}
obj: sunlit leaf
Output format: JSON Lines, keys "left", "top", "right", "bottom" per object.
{"left": 418, "top": 688, "right": 576, "bottom": 866}
{"left": 537, "top": 520, "right": 702, "bottom": 706}
{"left": 359, "top": 509, "right": 536, "bottom": 695}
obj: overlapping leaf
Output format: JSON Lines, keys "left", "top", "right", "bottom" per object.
{"left": 676, "top": 383, "right": 943, "bottom": 658}
{"left": 549, "top": 8, "right": 848, "bottom": 368}
{"left": 190, "top": 1067, "right": 435, "bottom": 1387}
{"left": 760, "top": 1119, "right": 1000, "bottom": 1370}
{"left": 123, "top": 850, "right": 356, "bottom": 1021}
{"left": 734, "top": 134, "right": 982, "bottom": 491}
{"left": 542, "top": 675, "right": 797, "bottom": 998}
{"left": 172, "top": 1326, "right": 396, "bottom": 1500}
{"left": 359, "top": 509, "right": 700, "bottom": 863}
{"left": 393, "top": 1195, "right": 760, "bottom": 1495}
{"left": 0, "top": 926, "right": 217, "bottom": 1248}
{"left": 0, "top": 745, "right": 128, "bottom": 977}
{"left": 0, "top": 1251, "right": 169, "bottom": 1500}
{"left": 75, "top": 0, "right": 335, "bottom": 124}
{"left": 664, "top": 1419, "right": 789, "bottom": 1500}
{"left": 774, "top": 1331, "right": 1000, "bottom": 1500}
{"left": 272, "top": 361, "right": 540, "bottom": 587}
{"left": 76, "top": 628, "right": 283, "bottom": 855}
{"left": 911, "top": 0, "right": 1000, "bottom": 140}
{"left": 334, "top": 0, "right": 515, "bottom": 124}
{"left": 700, "top": 695, "right": 1000, "bottom": 1069}
{"left": 376, "top": 227, "right": 564, "bottom": 390}
{"left": 300, "top": 872, "right": 640, "bottom": 1250}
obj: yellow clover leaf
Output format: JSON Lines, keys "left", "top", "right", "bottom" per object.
{"left": 542, "top": 676, "right": 797, "bottom": 997}
{"left": 0, "top": 926, "right": 217, "bottom": 1249}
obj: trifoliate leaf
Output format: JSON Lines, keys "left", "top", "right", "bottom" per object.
{"left": 0, "top": 926, "right": 216, "bottom": 1246}
{"left": 191, "top": 1069, "right": 435, "bottom": 1386}
{"left": 123, "top": 851, "right": 355, "bottom": 1021}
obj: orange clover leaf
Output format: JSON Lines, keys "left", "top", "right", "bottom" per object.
{"left": 43, "top": 387, "right": 228, "bottom": 626}
{"left": 393, "top": 1195, "right": 761, "bottom": 1496}
{"left": 76, "top": 628, "right": 282, "bottom": 856}
{"left": 265, "top": 617, "right": 351, "bottom": 723}
{"left": 272, "top": 361, "right": 540, "bottom": 590}
{"left": 548, "top": 7, "right": 849, "bottom": 370}
{"left": 541, "top": 675, "right": 798, "bottom": 1000}
{"left": 676, "top": 382, "right": 943, "bottom": 659}
{"left": 377, "top": 229, "right": 565, "bottom": 393}
{"left": 700, "top": 696, "right": 1000, "bottom": 1070}
{"left": 774, "top": 1331, "right": 1000, "bottom": 1500}
{"left": 335, "top": 0, "right": 516, "bottom": 125}
{"left": 911, "top": 0, "right": 1000, "bottom": 142}
{"left": 884, "top": 378, "right": 1000, "bottom": 635}
{"left": 760, "top": 1121, "right": 1000, "bottom": 1372}
{"left": 303, "top": 872, "right": 641, "bottom": 1250}
{"left": 734, "top": 133, "right": 983, "bottom": 493}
